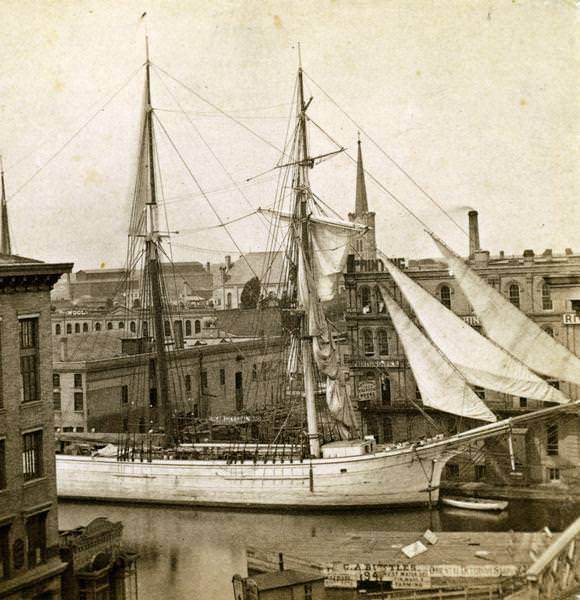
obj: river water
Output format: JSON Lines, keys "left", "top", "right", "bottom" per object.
{"left": 58, "top": 500, "right": 580, "bottom": 600}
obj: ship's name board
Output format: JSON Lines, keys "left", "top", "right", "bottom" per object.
{"left": 323, "top": 562, "right": 521, "bottom": 589}
{"left": 563, "top": 313, "right": 580, "bottom": 325}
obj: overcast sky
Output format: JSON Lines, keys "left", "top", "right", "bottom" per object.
{"left": 0, "top": 0, "right": 576, "bottom": 270}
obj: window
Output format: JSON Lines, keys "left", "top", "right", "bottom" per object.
{"left": 0, "top": 439, "right": 6, "bottom": 490}
{"left": 55, "top": 323, "right": 61, "bottom": 335}
{"left": 75, "top": 427, "right": 84, "bottom": 433}
{"left": 546, "top": 422, "right": 559, "bottom": 456}
{"left": 63, "top": 427, "right": 73, "bottom": 432}
{"left": 121, "top": 385, "right": 128, "bottom": 405}
{"left": 20, "top": 319, "right": 39, "bottom": 403}
{"left": 118, "top": 321, "right": 125, "bottom": 329}
{"left": 360, "top": 286, "right": 371, "bottom": 313}
{"left": 474, "top": 386, "right": 485, "bottom": 399}
{"left": 53, "top": 392, "right": 61, "bottom": 411}
{"left": 26, "top": 512, "right": 47, "bottom": 567}
{"left": 475, "top": 464, "right": 487, "bottom": 481}
{"left": 74, "top": 392, "right": 83, "bottom": 412}
{"left": 235, "top": 371, "right": 243, "bottom": 411}
{"left": 446, "top": 463, "right": 459, "bottom": 480}
{"left": 185, "top": 320, "right": 192, "bottom": 336}
{"left": 82, "top": 322, "right": 89, "bottom": 332}
{"left": 519, "top": 397, "right": 528, "bottom": 408}
{"left": 164, "top": 320, "right": 171, "bottom": 336}
{"left": 195, "top": 320, "right": 201, "bottom": 334}
{"left": 381, "top": 377, "right": 391, "bottom": 406}
{"left": 149, "top": 388, "right": 157, "bottom": 408}
{"left": 130, "top": 321, "right": 136, "bottom": 333}
{"left": 377, "top": 329, "right": 389, "bottom": 356}
{"left": 548, "top": 380, "right": 560, "bottom": 390}
{"left": 226, "top": 293, "right": 232, "bottom": 308}
{"left": 66, "top": 323, "right": 72, "bottom": 334}
{"left": 548, "top": 467, "right": 560, "bottom": 481}
{"left": 142, "top": 321, "right": 149, "bottom": 337}
{"left": 22, "top": 430, "right": 43, "bottom": 481}
{"left": 107, "top": 322, "right": 113, "bottom": 330}
{"left": 219, "top": 369, "right": 225, "bottom": 386}
{"left": 94, "top": 322, "right": 101, "bottom": 332}
{"left": 201, "top": 371, "right": 208, "bottom": 390}
{"left": 362, "top": 329, "right": 374, "bottom": 356}
{"left": 0, "top": 524, "right": 9, "bottom": 580}
{"left": 542, "top": 284, "right": 553, "bottom": 310}
{"left": 74, "top": 373, "right": 83, "bottom": 388}
{"left": 571, "top": 300, "right": 580, "bottom": 316}
{"left": 74, "top": 323, "right": 80, "bottom": 334}
{"left": 185, "top": 375, "right": 191, "bottom": 392}
{"left": 440, "top": 285, "right": 451, "bottom": 309}
{"left": 375, "top": 286, "right": 385, "bottom": 313}
{"left": 508, "top": 284, "right": 520, "bottom": 308}
{"left": 53, "top": 373, "right": 60, "bottom": 388}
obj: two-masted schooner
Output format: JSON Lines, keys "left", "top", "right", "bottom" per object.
{"left": 56, "top": 46, "right": 580, "bottom": 509}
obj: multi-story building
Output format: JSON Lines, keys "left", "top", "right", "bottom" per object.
{"left": 343, "top": 145, "right": 580, "bottom": 488}
{"left": 0, "top": 254, "right": 72, "bottom": 598}
{"left": 53, "top": 335, "right": 283, "bottom": 434}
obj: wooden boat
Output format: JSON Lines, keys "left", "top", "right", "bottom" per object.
{"left": 441, "top": 496, "right": 509, "bottom": 512}
{"left": 55, "top": 40, "right": 580, "bottom": 509}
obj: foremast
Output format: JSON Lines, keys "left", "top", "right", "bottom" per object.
{"left": 295, "top": 60, "right": 321, "bottom": 458}
{"left": 142, "top": 39, "right": 174, "bottom": 446}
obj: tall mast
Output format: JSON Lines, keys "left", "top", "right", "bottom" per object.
{"left": 143, "top": 38, "right": 173, "bottom": 445}
{"left": 296, "top": 53, "right": 321, "bottom": 458}
{"left": 0, "top": 157, "right": 11, "bottom": 255}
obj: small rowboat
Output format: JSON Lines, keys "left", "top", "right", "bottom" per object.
{"left": 441, "top": 496, "right": 509, "bottom": 512}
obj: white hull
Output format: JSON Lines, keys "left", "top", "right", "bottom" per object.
{"left": 56, "top": 442, "right": 458, "bottom": 509}
{"left": 441, "top": 497, "right": 509, "bottom": 511}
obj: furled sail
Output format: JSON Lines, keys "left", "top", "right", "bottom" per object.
{"left": 432, "top": 234, "right": 580, "bottom": 386}
{"left": 297, "top": 244, "right": 357, "bottom": 435}
{"left": 382, "top": 292, "right": 497, "bottom": 422}
{"left": 380, "top": 260, "right": 568, "bottom": 404}
{"left": 259, "top": 207, "right": 365, "bottom": 301}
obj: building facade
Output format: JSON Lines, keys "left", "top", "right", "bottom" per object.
{"left": 0, "top": 255, "right": 72, "bottom": 599}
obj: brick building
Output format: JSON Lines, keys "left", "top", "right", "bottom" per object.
{"left": 0, "top": 254, "right": 72, "bottom": 598}
{"left": 343, "top": 145, "right": 580, "bottom": 488}
{"left": 53, "top": 335, "right": 283, "bottom": 434}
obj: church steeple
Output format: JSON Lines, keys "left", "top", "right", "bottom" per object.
{"left": 0, "top": 157, "right": 11, "bottom": 256}
{"left": 355, "top": 134, "right": 368, "bottom": 216}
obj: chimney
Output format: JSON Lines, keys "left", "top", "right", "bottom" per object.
{"left": 225, "top": 255, "right": 232, "bottom": 270}
{"left": 499, "top": 250, "right": 505, "bottom": 259}
{"left": 206, "top": 261, "right": 210, "bottom": 272}
{"left": 523, "top": 249, "right": 535, "bottom": 266}
{"left": 468, "top": 210, "right": 480, "bottom": 257}
{"left": 59, "top": 338, "right": 68, "bottom": 362}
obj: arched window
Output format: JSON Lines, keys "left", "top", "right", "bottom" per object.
{"left": 362, "top": 329, "right": 374, "bottom": 356}
{"left": 508, "top": 284, "right": 520, "bottom": 308}
{"left": 82, "top": 322, "right": 88, "bottom": 332}
{"left": 118, "top": 321, "right": 125, "bottom": 329}
{"left": 542, "top": 284, "right": 553, "bottom": 311}
{"left": 381, "top": 376, "right": 391, "bottom": 405}
{"left": 66, "top": 323, "right": 72, "bottom": 334}
{"left": 164, "top": 320, "right": 171, "bottom": 336}
{"left": 377, "top": 329, "right": 389, "bottom": 356}
{"left": 226, "top": 292, "right": 232, "bottom": 308}
{"left": 184, "top": 374, "right": 191, "bottom": 392}
{"left": 194, "top": 320, "right": 201, "bottom": 334}
{"left": 375, "top": 286, "right": 385, "bottom": 313}
{"left": 440, "top": 285, "right": 451, "bottom": 309}
{"left": 185, "top": 320, "right": 192, "bottom": 336}
{"left": 55, "top": 324, "right": 61, "bottom": 335}
{"left": 95, "top": 322, "right": 101, "bottom": 332}
{"left": 360, "top": 286, "right": 371, "bottom": 313}
{"left": 107, "top": 322, "right": 113, "bottom": 330}
{"left": 74, "top": 323, "right": 80, "bottom": 334}
{"left": 130, "top": 321, "right": 136, "bottom": 333}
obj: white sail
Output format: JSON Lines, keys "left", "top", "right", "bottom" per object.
{"left": 380, "top": 260, "right": 568, "bottom": 404}
{"left": 259, "top": 207, "right": 364, "bottom": 301}
{"left": 432, "top": 235, "right": 580, "bottom": 386}
{"left": 382, "top": 292, "right": 497, "bottom": 422}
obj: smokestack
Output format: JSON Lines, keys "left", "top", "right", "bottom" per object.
{"left": 468, "top": 210, "right": 480, "bottom": 257}
{"left": 225, "top": 255, "right": 232, "bottom": 270}
{"left": 59, "top": 338, "right": 68, "bottom": 362}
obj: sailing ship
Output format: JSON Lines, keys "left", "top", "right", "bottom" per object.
{"left": 55, "top": 45, "right": 580, "bottom": 509}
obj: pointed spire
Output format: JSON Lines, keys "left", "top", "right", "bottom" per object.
{"left": 355, "top": 135, "right": 368, "bottom": 215}
{"left": 0, "top": 157, "right": 12, "bottom": 255}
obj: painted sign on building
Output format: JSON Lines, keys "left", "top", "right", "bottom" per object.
{"left": 563, "top": 313, "right": 580, "bottom": 325}
{"left": 357, "top": 381, "right": 377, "bottom": 402}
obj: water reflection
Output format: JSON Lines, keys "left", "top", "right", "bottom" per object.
{"left": 58, "top": 500, "right": 579, "bottom": 600}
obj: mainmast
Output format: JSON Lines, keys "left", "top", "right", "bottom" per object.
{"left": 143, "top": 39, "right": 173, "bottom": 445}
{"left": 0, "top": 157, "right": 11, "bottom": 255}
{"left": 296, "top": 56, "right": 321, "bottom": 458}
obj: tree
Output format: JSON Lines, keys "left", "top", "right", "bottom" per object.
{"left": 240, "top": 277, "right": 261, "bottom": 309}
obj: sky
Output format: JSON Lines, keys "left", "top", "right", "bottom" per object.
{"left": 0, "top": 0, "right": 577, "bottom": 270}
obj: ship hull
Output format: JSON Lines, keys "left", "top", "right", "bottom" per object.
{"left": 56, "top": 442, "right": 459, "bottom": 509}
